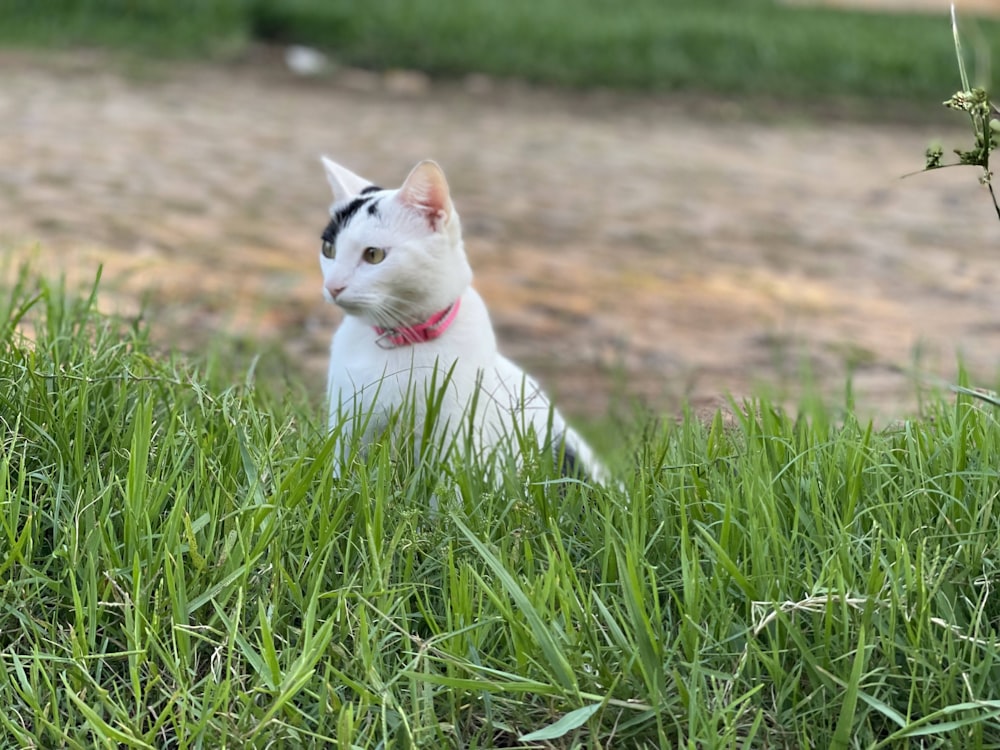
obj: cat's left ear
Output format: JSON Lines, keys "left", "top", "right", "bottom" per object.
{"left": 321, "top": 156, "right": 372, "bottom": 202}
{"left": 397, "top": 160, "right": 453, "bottom": 230}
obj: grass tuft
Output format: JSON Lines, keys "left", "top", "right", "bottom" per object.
{"left": 3, "top": 265, "right": 1000, "bottom": 746}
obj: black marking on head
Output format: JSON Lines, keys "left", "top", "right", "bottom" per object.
{"left": 335, "top": 195, "right": 376, "bottom": 228}
{"left": 320, "top": 216, "right": 339, "bottom": 244}
{"left": 367, "top": 200, "right": 381, "bottom": 218}
{"left": 320, "top": 190, "right": 382, "bottom": 245}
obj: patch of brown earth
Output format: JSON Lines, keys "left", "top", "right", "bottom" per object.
{"left": 2, "top": 51, "right": 999, "bottom": 421}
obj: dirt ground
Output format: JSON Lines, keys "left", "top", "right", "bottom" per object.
{"left": 3, "top": 50, "right": 1000, "bottom": 421}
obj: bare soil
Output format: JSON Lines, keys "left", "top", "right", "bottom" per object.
{"left": 3, "top": 50, "right": 1000, "bottom": 421}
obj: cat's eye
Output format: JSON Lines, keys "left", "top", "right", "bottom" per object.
{"left": 363, "top": 247, "right": 387, "bottom": 264}
{"left": 321, "top": 239, "right": 336, "bottom": 259}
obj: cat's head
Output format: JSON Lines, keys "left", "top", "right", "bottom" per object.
{"left": 319, "top": 158, "right": 472, "bottom": 328}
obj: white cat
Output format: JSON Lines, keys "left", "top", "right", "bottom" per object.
{"left": 319, "top": 157, "right": 608, "bottom": 483}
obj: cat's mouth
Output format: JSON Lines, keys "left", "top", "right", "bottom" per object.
{"left": 331, "top": 295, "right": 385, "bottom": 324}
{"left": 332, "top": 297, "right": 365, "bottom": 315}
{"left": 325, "top": 285, "right": 360, "bottom": 312}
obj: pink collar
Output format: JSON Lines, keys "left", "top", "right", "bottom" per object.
{"left": 374, "top": 297, "right": 462, "bottom": 348}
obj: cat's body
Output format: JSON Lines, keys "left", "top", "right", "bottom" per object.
{"left": 320, "top": 157, "right": 607, "bottom": 482}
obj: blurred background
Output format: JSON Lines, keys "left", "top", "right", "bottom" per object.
{"left": 3, "top": 0, "right": 1000, "bottom": 420}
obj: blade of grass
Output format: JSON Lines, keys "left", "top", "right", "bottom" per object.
{"left": 453, "top": 517, "right": 578, "bottom": 694}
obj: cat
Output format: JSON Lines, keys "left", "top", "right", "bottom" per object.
{"left": 319, "top": 156, "right": 609, "bottom": 484}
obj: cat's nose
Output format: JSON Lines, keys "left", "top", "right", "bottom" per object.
{"left": 326, "top": 285, "right": 346, "bottom": 300}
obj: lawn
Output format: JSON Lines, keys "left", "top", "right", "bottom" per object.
{"left": 4, "top": 0, "right": 1000, "bottom": 105}
{"left": 3, "top": 267, "right": 1000, "bottom": 747}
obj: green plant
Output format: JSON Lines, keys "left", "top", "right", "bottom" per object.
{"left": 4, "top": 265, "right": 1000, "bottom": 746}
{"left": 924, "top": 5, "right": 1000, "bottom": 219}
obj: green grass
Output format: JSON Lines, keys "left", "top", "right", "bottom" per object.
{"left": 5, "top": 0, "right": 1000, "bottom": 105}
{"left": 4, "top": 266, "right": 1000, "bottom": 747}
{"left": 1, "top": 0, "right": 250, "bottom": 57}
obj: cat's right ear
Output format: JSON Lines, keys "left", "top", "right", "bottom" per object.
{"left": 321, "top": 156, "right": 372, "bottom": 202}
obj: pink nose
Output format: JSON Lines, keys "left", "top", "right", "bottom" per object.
{"left": 327, "top": 285, "right": 346, "bottom": 299}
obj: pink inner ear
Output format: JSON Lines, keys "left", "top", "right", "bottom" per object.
{"left": 399, "top": 161, "right": 452, "bottom": 224}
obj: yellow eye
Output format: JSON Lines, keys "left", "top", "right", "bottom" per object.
{"left": 363, "top": 247, "right": 386, "bottom": 264}
{"left": 321, "top": 239, "right": 336, "bottom": 259}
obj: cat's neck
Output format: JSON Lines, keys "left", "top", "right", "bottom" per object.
{"left": 373, "top": 297, "right": 462, "bottom": 348}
